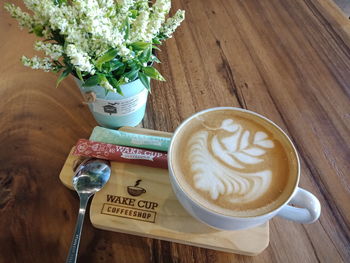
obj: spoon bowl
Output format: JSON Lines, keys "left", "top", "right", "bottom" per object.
{"left": 73, "top": 159, "right": 111, "bottom": 193}
{"left": 66, "top": 158, "right": 111, "bottom": 263}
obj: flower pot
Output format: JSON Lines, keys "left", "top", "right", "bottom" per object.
{"left": 75, "top": 78, "right": 148, "bottom": 128}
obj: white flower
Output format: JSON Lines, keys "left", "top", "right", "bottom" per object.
{"left": 99, "top": 0, "right": 116, "bottom": 11}
{"left": 41, "top": 27, "right": 52, "bottom": 39}
{"left": 48, "top": 4, "right": 75, "bottom": 34}
{"left": 146, "top": 0, "right": 171, "bottom": 36}
{"left": 34, "top": 41, "right": 63, "bottom": 60}
{"left": 24, "top": 0, "right": 59, "bottom": 28}
{"left": 153, "top": 0, "right": 171, "bottom": 14}
{"left": 160, "top": 10, "right": 185, "bottom": 38}
{"left": 117, "top": 0, "right": 135, "bottom": 13}
{"left": 7, "top": 0, "right": 185, "bottom": 91}
{"left": 4, "top": 3, "right": 35, "bottom": 31}
{"left": 118, "top": 44, "right": 134, "bottom": 60}
{"left": 129, "top": 9, "right": 151, "bottom": 43}
{"left": 100, "top": 79, "right": 116, "bottom": 92}
{"left": 66, "top": 44, "right": 95, "bottom": 74}
{"left": 9, "top": 0, "right": 183, "bottom": 60}
{"left": 21, "top": 56, "right": 57, "bottom": 72}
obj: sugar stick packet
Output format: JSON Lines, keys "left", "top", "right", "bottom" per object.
{"left": 73, "top": 139, "right": 168, "bottom": 169}
{"left": 119, "top": 126, "right": 173, "bottom": 138}
{"left": 89, "top": 126, "right": 171, "bottom": 152}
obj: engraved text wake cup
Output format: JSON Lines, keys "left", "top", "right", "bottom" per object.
{"left": 168, "top": 107, "right": 321, "bottom": 230}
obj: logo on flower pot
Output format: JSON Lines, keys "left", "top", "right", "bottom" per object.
{"left": 127, "top": 180, "right": 146, "bottom": 196}
{"left": 103, "top": 102, "right": 118, "bottom": 115}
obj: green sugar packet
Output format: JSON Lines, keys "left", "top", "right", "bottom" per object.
{"left": 89, "top": 126, "right": 171, "bottom": 152}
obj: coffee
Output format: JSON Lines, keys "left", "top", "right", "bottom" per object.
{"left": 170, "top": 109, "right": 298, "bottom": 217}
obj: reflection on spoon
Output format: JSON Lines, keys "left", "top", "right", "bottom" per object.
{"left": 66, "top": 159, "right": 111, "bottom": 263}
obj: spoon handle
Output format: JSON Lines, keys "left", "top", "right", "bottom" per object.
{"left": 66, "top": 194, "right": 91, "bottom": 263}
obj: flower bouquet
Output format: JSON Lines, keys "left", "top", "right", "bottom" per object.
{"left": 5, "top": 0, "right": 185, "bottom": 127}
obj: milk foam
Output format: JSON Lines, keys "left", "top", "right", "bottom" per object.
{"left": 188, "top": 119, "right": 274, "bottom": 203}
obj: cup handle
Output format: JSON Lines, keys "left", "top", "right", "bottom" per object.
{"left": 277, "top": 187, "right": 321, "bottom": 224}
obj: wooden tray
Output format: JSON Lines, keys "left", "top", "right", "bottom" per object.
{"left": 59, "top": 128, "right": 269, "bottom": 256}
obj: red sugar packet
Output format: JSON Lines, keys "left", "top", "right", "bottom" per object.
{"left": 73, "top": 139, "right": 168, "bottom": 169}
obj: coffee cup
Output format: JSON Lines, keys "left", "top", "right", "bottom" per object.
{"left": 127, "top": 186, "right": 146, "bottom": 196}
{"left": 168, "top": 107, "right": 321, "bottom": 230}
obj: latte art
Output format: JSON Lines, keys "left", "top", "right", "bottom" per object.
{"left": 171, "top": 109, "right": 297, "bottom": 217}
{"left": 189, "top": 118, "right": 274, "bottom": 203}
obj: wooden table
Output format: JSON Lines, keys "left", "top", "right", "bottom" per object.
{"left": 1, "top": 0, "right": 349, "bottom": 262}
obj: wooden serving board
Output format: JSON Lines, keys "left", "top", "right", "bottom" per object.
{"left": 59, "top": 128, "right": 269, "bottom": 256}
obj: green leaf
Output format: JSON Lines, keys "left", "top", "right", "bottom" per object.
{"left": 130, "top": 41, "right": 150, "bottom": 51}
{"left": 152, "top": 45, "right": 161, "bottom": 51}
{"left": 117, "top": 77, "right": 127, "bottom": 86}
{"left": 53, "top": 0, "right": 67, "bottom": 6}
{"left": 109, "top": 60, "right": 124, "bottom": 72}
{"left": 75, "top": 68, "right": 84, "bottom": 82}
{"left": 157, "top": 33, "right": 167, "bottom": 41}
{"left": 152, "top": 38, "right": 161, "bottom": 45}
{"left": 151, "top": 55, "right": 161, "bottom": 63}
{"left": 98, "top": 75, "right": 111, "bottom": 96}
{"left": 127, "top": 60, "right": 138, "bottom": 69}
{"left": 107, "top": 76, "right": 123, "bottom": 96}
{"left": 104, "top": 88, "right": 110, "bottom": 96}
{"left": 33, "top": 25, "right": 44, "bottom": 37}
{"left": 114, "top": 64, "right": 126, "bottom": 76}
{"left": 124, "top": 16, "right": 130, "bottom": 40}
{"left": 95, "top": 49, "right": 118, "bottom": 71}
{"left": 83, "top": 74, "right": 102, "bottom": 87}
{"left": 130, "top": 10, "right": 138, "bottom": 18}
{"left": 102, "top": 59, "right": 124, "bottom": 73}
{"left": 142, "top": 67, "right": 165, "bottom": 81}
{"left": 52, "top": 61, "right": 63, "bottom": 73}
{"left": 56, "top": 67, "right": 72, "bottom": 88}
{"left": 124, "top": 68, "right": 140, "bottom": 82}
{"left": 138, "top": 72, "right": 150, "bottom": 92}
{"left": 139, "top": 46, "right": 152, "bottom": 63}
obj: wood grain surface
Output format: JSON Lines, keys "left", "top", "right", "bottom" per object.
{"left": 59, "top": 147, "right": 269, "bottom": 256}
{"left": 0, "top": 0, "right": 349, "bottom": 262}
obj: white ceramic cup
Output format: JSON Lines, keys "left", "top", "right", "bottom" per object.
{"left": 168, "top": 107, "right": 321, "bottom": 231}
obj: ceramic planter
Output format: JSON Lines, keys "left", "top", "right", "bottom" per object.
{"left": 75, "top": 78, "right": 148, "bottom": 128}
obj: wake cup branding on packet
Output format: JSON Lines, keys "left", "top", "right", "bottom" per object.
{"left": 93, "top": 88, "right": 148, "bottom": 116}
{"left": 73, "top": 139, "right": 168, "bottom": 169}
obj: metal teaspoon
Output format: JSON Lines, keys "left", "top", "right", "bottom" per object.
{"left": 66, "top": 159, "right": 111, "bottom": 263}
